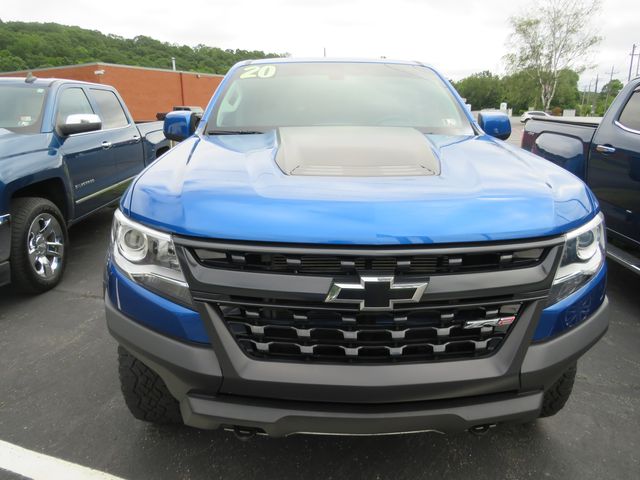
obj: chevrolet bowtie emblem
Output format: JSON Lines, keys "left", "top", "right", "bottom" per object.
{"left": 325, "top": 276, "right": 428, "bottom": 311}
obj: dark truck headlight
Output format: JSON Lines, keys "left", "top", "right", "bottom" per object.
{"left": 547, "top": 213, "right": 606, "bottom": 305}
{"left": 111, "top": 209, "right": 193, "bottom": 307}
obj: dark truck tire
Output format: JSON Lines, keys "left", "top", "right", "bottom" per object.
{"left": 117, "top": 346, "right": 182, "bottom": 425}
{"left": 10, "top": 197, "right": 68, "bottom": 293}
{"left": 540, "top": 363, "right": 577, "bottom": 417}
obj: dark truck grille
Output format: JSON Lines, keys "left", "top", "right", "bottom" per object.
{"left": 177, "top": 237, "right": 560, "bottom": 365}
{"left": 215, "top": 300, "right": 523, "bottom": 363}
{"left": 193, "top": 247, "right": 546, "bottom": 276}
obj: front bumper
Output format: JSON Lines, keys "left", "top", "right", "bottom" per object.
{"left": 0, "top": 214, "right": 10, "bottom": 287}
{"left": 105, "top": 289, "right": 609, "bottom": 436}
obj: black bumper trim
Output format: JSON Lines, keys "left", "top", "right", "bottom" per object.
{"left": 0, "top": 213, "right": 10, "bottom": 287}
{"left": 0, "top": 213, "right": 9, "bottom": 262}
{"left": 0, "top": 261, "right": 9, "bottom": 288}
{"left": 105, "top": 295, "right": 222, "bottom": 399}
{"left": 521, "top": 297, "right": 609, "bottom": 389}
{"left": 181, "top": 390, "right": 543, "bottom": 436}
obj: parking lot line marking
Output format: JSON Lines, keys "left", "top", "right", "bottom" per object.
{"left": 0, "top": 439, "right": 125, "bottom": 480}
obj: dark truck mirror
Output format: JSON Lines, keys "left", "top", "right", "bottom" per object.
{"left": 163, "top": 111, "right": 200, "bottom": 142}
{"left": 478, "top": 112, "right": 511, "bottom": 140}
{"left": 58, "top": 114, "right": 102, "bottom": 136}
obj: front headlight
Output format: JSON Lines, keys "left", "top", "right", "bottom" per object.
{"left": 547, "top": 212, "right": 606, "bottom": 305}
{"left": 111, "top": 209, "right": 193, "bottom": 307}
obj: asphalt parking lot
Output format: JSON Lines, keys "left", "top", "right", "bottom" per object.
{"left": 508, "top": 118, "right": 524, "bottom": 146}
{"left": 1, "top": 131, "right": 639, "bottom": 479}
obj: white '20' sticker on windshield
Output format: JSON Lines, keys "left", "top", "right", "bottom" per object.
{"left": 240, "top": 65, "right": 277, "bottom": 79}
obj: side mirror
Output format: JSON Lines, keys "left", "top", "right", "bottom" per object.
{"left": 478, "top": 112, "right": 511, "bottom": 140}
{"left": 58, "top": 114, "right": 102, "bottom": 136}
{"left": 163, "top": 111, "right": 200, "bottom": 142}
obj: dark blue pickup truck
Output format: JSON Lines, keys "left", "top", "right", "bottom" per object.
{"left": 0, "top": 77, "right": 169, "bottom": 292}
{"left": 522, "top": 78, "right": 640, "bottom": 274}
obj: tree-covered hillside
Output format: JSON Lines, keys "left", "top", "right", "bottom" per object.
{"left": 0, "top": 20, "right": 284, "bottom": 74}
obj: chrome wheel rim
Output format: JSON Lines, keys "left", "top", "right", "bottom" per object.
{"left": 27, "top": 213, "right": 64, "bottom": 279}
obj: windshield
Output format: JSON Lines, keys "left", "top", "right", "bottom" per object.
{"left": 208, "top": 62, "right": 474, "bottom": 135}
{"left": 0, "top": 85, "right": 48, "bottom": 133}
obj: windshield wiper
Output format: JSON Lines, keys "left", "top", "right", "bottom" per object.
{"left": 206, "top": 129, "right": 264, "bottom": 135}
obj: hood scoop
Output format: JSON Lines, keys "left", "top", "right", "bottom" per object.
{"left": 275, "top": 126, "right": 441, "bottom": 177}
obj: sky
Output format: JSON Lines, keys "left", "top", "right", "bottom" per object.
{"left": 2, "top": 0, "right": 639, "bottom": 88}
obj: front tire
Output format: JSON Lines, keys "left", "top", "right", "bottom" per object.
{"left": 9, "top": 197, "right": 68, "bottom": 293}
{"left": 540, "top": 363, "right": 577, "bottom": 417}
{"left": 117, "top": 346, "right": 182, "bottom": 425}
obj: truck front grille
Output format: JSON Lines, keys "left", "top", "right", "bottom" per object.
{"left": 176, "top": 236, "right": 561, "bottom": 365}
{"left": 214, "top": 300, "right": 523, "bottom": 363}
{"left": 193, "top": 247, "right": 546, "bottom": 276}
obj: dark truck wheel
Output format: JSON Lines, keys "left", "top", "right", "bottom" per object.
{"left": 540, "top": 363, "right": 577, "bottom": 417}
{"left": 10, "top": 197, "right": 68, "bottom": 293}
{"left": 117, "top": 346, "right": 182, "bottom": 425}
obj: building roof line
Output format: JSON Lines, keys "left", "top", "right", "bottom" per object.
{"left": 0, "top": 62, "right": 224, "bottom": 77}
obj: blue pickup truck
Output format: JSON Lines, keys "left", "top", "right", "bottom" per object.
{"left": 0, "top": 77, "right": 169, "bottom": 292}
{"left": 105, "top": 59, "right": 608, "bottom": 437}
{"left": 522, "top": 78, "right": 640, "bottom": 274}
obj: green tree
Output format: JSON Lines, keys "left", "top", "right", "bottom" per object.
{"left": 453, "top": 71, "right": 503, "bottom": 110}
{"left": 505, "top": 0, "right": 602, "bottom": 110}
{"left": 597, "top": 79, "right": 624, "bottom": 114}
{"left": 551, "top": 69, "right": 580, "bottom": 109}
{"left": 501, "top": 70, "right": 539, "bottom": 113}
{"left": 454, "top": 68, "right": 580, "bottom": 115}
{"left": 0, "top": 49, "right": 27, "bottom": 71}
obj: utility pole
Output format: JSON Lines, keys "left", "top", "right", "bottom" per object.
{"left": 629, "top": 44, "right": 637, "bottom": 81}
{"left": 323, "top": 47, "right": 326, "bottom": 58}
{"left": 591, "top": 74, "right": 599, "bottom": 115}
{"left": 603, "top": 65, "right": 619, "bottom": 109}
{"left": 582, "top": 79, "right": 592, "bottom": 116}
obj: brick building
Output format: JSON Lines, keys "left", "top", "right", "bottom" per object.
{"left": 0, "top": 62, "right": 224, "bottom": 121}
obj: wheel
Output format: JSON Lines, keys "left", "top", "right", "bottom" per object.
{"left": 9, "top": 197, "right": 68, "bottom": 293}
{"left": 539, "top": 363, "right": 577, "bottom": 417}
{"left": 117, "top": 346, "right": 182, "bottom": 425}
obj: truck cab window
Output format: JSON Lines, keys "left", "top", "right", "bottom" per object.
{"left": 618, "top": 91, "right": 640, "bottom": 132}
{"left": 91, "top": 89, "right": 129, "bottom": 129}
{"left": 0, "top": 85, "right": 47, "bottom": 133}
{"left": 56, "top": 88, "right": 94, "bottom": 126}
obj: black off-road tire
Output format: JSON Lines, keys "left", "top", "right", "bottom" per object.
{"left": 117, "top": 346, "right": 182, "bottom": 425}
{"left": 540, "top": 363, "right": 577, "bottom": 417}
{"left": 9, "top": 197, "right": 68, "bottom": 293}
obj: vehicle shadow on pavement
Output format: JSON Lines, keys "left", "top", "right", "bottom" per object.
{"left": 135, "top": 421, "right": 566, "bottom": 480}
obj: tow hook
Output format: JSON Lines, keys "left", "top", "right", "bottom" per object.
{"left": 468, "top": 424, "right": 496, "bottom": 436}
{"left": 232, "top": 426, "right": 258, "bottom": 441}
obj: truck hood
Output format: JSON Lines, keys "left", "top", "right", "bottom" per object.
{"left": 126, "top": 130, "right": 598, "bottom": 245}
{"left": 0, "top": 129, "right": 49, "bottom": 161}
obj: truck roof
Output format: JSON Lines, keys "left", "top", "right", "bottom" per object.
{"left": 236, "top": 57, "right": 433, "bottom": 68}
{"left": 0, "top": 77, "right": 110, "bottom": 89}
